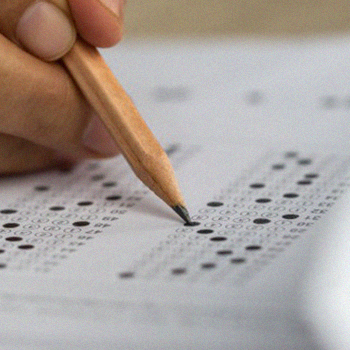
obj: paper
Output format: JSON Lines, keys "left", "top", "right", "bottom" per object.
{"left": 1, "top": 36, "right": 350, "bottom": 349}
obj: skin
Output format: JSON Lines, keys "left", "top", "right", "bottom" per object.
{"left": 0, "top": 0, "right": 124, "bottom": 174}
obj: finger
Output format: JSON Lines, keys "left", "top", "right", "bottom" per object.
{"left": 0, "top": 0, "right": 76, "bottom": 61}
{"left": 0, "top": 34, "right": 119, "bottom": 160}
{"left": 69, "top": 0, "right": 125, "bottom": 47}
{"left": 0, "top": 133, "right": 73, "bottom": 174}
{"left": 0, "top": 0, "right": 124, "bottom": 61}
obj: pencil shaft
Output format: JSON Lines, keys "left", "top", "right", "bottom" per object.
{"left": 62, "top": 39, "right": 185, "bottom": 209}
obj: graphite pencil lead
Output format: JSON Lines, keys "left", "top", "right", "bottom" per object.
{"left": 173, "top": 205, "right": 192, "bottom": 224}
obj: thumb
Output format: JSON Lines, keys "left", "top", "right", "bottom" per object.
{"left": 0, "top": 0, "right": 124, "bottom": 62}
{"left": 0, "top": 0, "right": 76, "bottom": 61}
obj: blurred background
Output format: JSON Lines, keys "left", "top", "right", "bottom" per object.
{"left": 124, "top": 0, "right": 350, "bottom": 37}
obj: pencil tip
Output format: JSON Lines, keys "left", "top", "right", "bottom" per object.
{"left": 173, "top": 205, "right": 192, "bottom": 224}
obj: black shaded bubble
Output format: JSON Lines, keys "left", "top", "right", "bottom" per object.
{"left": 305, "top": 173, "right": 319, "bottom": 179}
{"left": 184, "top": 221, "right": 200, "bottom": 227}
{"left": 119, "top": 272, "right": 134, "bottom": 279}
{"left": 231, "top": 258, "right": 246, "bottom": 264}
{"left": 78, "top": 201, "right": 93, "bottom": 206}
{"left": 201, "top": 263, "right": 216, "bottom": 269}
{"left": 49, "top": 206, "right": 65, "bottom": 211}
{"left": 285, "top": 151, "right": 298, "bottom": 158}
{"left": 297, "top": 180, "right": 312, "bottom": 185}
{"left": 272, "top": 164, "right": 285, "bottom": 170}
{"left": 321, "top": 96, "right": 337, "bottom": 109}
{"left": 153, "top": 86, "right": 191, "bottom": 102}
{"left": 217, "top": 250, "right": 233, "bottom": 256}
{"left": 245, "top": 245, "right": 262, "bottom": 251}
{"left": 253, "top": 218, "right": 270, "bottom": 224}
{"left": 35, "top": 185, "right": 49, "bottom": 191}
{"left": 207, "top": 202, "right": 224, "bottom": 207}
{"left": 6, "top": 236, "right": 23, "bottom": 242}
{"left": 103, "top": 182, "right": 117, "bottom": 188}
{"left": 256, "top": 198, "right": 271, "bottom": 203}
{"left": 298, "top": 159, "right": 312, "bottom": 166}
{"left": 91, "top": 174, "right": 105, "bottom": 181}
{"left": 87, "top": 163, "right": 100, "bottom": 171}
{"left": 250, "top": 183, "right": 265, "bottom": 189}
{"left": 18, "top": 245, "right": 34, "bottom": 250}
{"left": 282, "top": 214, "right": 299, "bottom": 220}
{"left": 73, "top": 221, "right": 90, "bottom": 227}
{"left": 0, "top": 209, "right": 17, "bottom": 214}
{"left": 3, "top": 223, "right": 19, "bottom": 228}
{"left": 246, "top": 90, "right": 263, "bottom": 105}
{"left": 171, "top": 268, "right": 187, "bottom": 275}
{"left": 197, "top": 229, "right": 214, "bottom": 234}
{"left": 106, "top": 195, "right": 122, "bottom": 201}
{"left": 0, "top": 263, "right": 6, "bottom": 269}
{"left": 283, "top": 193, "right": 299, "bottom": 198}
{"left": 210, "top": 236, "right": 227, "bottom": 242}
{"left": 0, "top": 249, "right": 5, "bottom": 254}
{"left": 165, "top": 144, "right": 180, "bottom": 156}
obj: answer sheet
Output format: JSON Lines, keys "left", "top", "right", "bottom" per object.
{"left": 1, "top": 36, "right": 350, "bottom": 349}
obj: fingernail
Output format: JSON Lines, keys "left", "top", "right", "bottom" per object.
{"left": 98, "top": 0, "right": 123, "bottom": 17}
{"left": 83, "top": 114, "right": 120, "bottom": 156}
{"left": 16, "top": 1, "right": 76, "bottom": 61}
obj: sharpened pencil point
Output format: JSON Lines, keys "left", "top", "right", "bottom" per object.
{"left": 173, "top": 205, "right": 192, "bottom": 224}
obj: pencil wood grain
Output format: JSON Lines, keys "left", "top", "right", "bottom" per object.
{"left": 62, "top": 39, "right": 189, "bottom": 220}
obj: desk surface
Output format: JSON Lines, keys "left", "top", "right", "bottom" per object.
{"left": 124, "top": 0, "right": 350, "bottom": 37}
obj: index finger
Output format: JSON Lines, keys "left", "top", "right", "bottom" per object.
{"left": 69, "top": 0, "right": 124, "bottom": 47}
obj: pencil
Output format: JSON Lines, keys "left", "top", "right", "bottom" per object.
{"left": 62, "top": 39, "right": 191, "bottom": 224}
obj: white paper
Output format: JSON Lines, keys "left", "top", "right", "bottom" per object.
{"left": 1, "top": 36, "right": 350, "bottom": 349}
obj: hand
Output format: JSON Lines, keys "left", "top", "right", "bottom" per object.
{"left": 0, "top": 0, "right": 125, "bottom": 174}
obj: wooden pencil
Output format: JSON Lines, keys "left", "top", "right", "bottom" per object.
{"left": 62, "top": 39, "right": 191, "bottom": 223}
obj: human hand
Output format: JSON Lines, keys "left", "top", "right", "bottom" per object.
{"left": 0, "top": 0, "right": 125, "bottom": 174}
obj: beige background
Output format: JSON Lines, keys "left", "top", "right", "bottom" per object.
{"left": 124, "top": 0, "right": 350, "bottom": 37}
